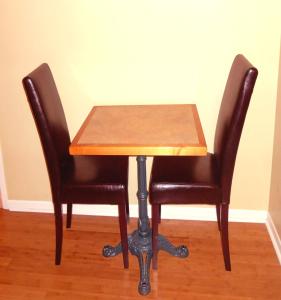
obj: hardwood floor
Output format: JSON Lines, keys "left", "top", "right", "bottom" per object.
{"left": 0, "top": 209, "right": 280, "bottom": 299}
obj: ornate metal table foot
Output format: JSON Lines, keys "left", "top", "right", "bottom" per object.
{"left": 157, "top": 234, "right": 189, "bottom": 258}
{"left": 103, "top": 243, "right": 122, "bottom": 257}
{"left": 128, "top": 230, "right": 152, "bottom": 295}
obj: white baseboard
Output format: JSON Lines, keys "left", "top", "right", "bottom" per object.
{"left": 7, "top": 199, "right": 267, "bottom": 223}
{"left": 265, "top": 213, "right": 281, "bottom": 264}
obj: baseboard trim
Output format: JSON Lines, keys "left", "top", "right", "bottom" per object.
{"left": 7, "top": 199, "right": 267, "bottom": 223}
{"left": 265, "top": 212, "right": 281, "bottom": 264}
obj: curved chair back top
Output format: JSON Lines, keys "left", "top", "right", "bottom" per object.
{"left": 214, "top": 54, "right": 258, "bottom": 201}
{"left": 22, "top": 63, "right": 71, "bottom": 195}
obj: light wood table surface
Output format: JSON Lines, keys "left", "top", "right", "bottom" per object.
{"left": 69, "top": 104, "right": 206, "bottom": 156}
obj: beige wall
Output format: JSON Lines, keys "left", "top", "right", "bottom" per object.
{"left": 0, "top": 1, "right": 280, "bottom": 209}
{"left": 269, "top": 39, "right": 281, "bottom": 236}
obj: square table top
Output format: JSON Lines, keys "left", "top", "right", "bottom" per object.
{"left": 69, "top": 104, "right": 207, "bottom": 156}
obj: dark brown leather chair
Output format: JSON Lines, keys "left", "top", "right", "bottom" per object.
{"left": 149, "top": 54, "right": 258, "bottom": 271}
{"left": 22, "top": 63, "right": 129, "bottom": 268}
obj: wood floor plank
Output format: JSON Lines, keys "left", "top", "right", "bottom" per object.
{"left": 0, "top": 209, "right": 280, "bottom": 299}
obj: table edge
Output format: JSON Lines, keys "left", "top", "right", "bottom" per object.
{"left": 69, "top": 104, "right": 207, "bottom": 156}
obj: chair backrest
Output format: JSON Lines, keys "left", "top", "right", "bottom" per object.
{"left": 214, "top": 54, "right": 258, "bottom": 201}
{"left": 22, "top": 63, "right": 71, "bottom": 196}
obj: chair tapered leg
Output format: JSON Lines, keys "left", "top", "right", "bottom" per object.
{"left": 66, "top": 203, "right": 72, "bottom": 228}
{"left": 54, "top": 202, "right": 63, "bottom": 265}
{"left": 158, "top": 204, "right": 161, "bottom": 224}
{"left": 152, "top": 204, "right": 159, "bottom": 270}
{"left": 220, "top": 203, "right": 231, "bottom": 271}
{"left": 216, "top": 203, "right": 221, "bottom": 231}
{"left": 125, "top": 191, "right": 130, "bottom": 223}
{"left": 118, "top": 202, "right": 129, "bottom": 269}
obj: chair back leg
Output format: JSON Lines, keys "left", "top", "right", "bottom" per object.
{"left": 220, "top": 203, "right": 231, "bottom": 271}
{"left": 66, "top": 203, "right": 73, "bottom": 228}
{"left": 54, "top": 202, "right": 63, "bottom": 265}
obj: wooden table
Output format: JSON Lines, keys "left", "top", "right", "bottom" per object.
{"left": 70, "top": 104, "right": 207, "bottom": 295}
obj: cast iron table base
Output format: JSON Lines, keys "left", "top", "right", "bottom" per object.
{"left": 103, "top": 156, "right": 189, "bottom": 295}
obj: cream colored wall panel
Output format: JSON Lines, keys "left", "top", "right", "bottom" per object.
{"left": 269, "top": 38, "right": 281, "bottom": 237}
{"left": 0, "top": 1, "right": 280, "bottom": 210}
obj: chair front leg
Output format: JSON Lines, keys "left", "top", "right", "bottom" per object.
{"left": 220, "top": 203, "right": 231, "bottom": 271}
{"left": 118, "top": 202, "right": 129, "bottom": 269}
{"left": 216, "top": 203, "right": 221, "bottom": 231}
{"left": 125, "top": 190, "right": 130, "bottom": 223}
{"left": 158, "top": 204, "right": 161, "bottom": 224}
{"left": 152, "top": 204, "right": 160, "bottom": 270}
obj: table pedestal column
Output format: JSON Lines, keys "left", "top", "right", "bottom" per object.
{"left": 128, "top": 156, "right": 152, "bottom": 295}
{"left": 103, "top": 156, "right": 188, "bottom": 296}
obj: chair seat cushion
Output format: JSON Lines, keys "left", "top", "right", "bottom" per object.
{"left": 61, "top": 156, "right": 129, "bottom": 204}
{"left": 149, "top": 153, "right": 221, "bottom": 205}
